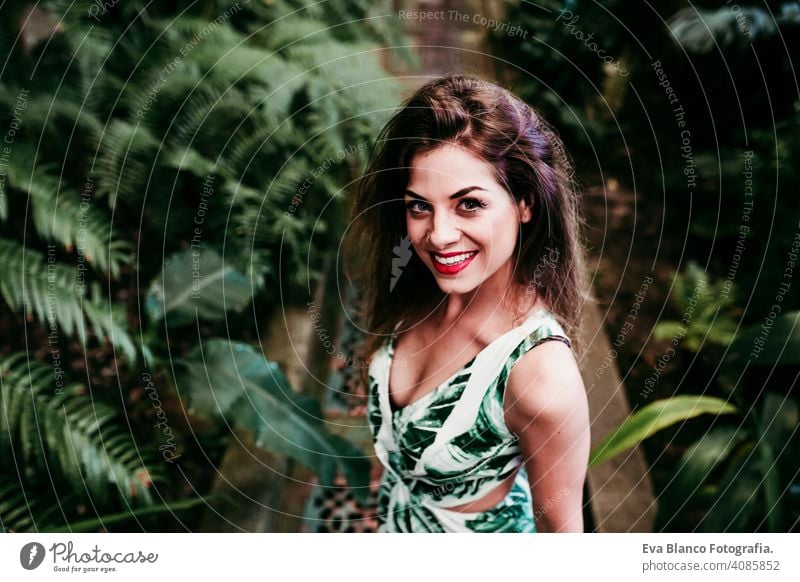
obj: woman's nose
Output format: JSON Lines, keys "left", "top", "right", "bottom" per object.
{"left": 427, "top": 208, "right": 461, "bottom": 248}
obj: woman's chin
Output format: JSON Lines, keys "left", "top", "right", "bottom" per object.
{"left": 431, "top": 275, "right": 477, "bottom": 295}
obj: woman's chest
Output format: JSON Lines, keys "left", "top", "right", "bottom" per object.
{"left": 388, "top": 329, "right": 488, "bottom": 411}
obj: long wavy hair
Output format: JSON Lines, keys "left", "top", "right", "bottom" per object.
{"left": 344, "top": 75, "right": 589, "bottom": 384}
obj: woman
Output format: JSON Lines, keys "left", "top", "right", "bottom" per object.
{"left": 345, "top": 75, "right": 591, "bottom": 532}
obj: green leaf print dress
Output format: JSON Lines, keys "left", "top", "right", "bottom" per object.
{"left": 367, "top": 308, "right": 572, "bottom": 532}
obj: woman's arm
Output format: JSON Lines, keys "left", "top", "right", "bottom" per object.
{"left": 505, "top": 340, "right": 591, "bottom": 532}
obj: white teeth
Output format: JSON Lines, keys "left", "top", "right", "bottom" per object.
{"left": 433, "top": 252, "right": 477, "bottom": 265}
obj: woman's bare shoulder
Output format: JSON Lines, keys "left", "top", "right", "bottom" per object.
{"left": 504, "top": 340, "right": 585, "bottom": 433}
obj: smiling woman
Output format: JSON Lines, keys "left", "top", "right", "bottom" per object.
{"left": 344, "top": 75, "right": 590, "bottom": 533}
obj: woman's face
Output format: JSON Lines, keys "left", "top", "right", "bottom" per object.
{"left": 404, "top": 144, "right": 532, "bottom": 297}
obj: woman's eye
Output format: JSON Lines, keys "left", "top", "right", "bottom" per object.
{"left": 460, "top": 198, "right": 486, "bottom": 212}
{"left": 405, "top": 200, "right": 429, "bottom": 214}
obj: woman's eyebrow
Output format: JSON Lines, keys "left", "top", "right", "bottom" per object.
{"left": 404, "top": 186, "right": 488, "bottom": 200}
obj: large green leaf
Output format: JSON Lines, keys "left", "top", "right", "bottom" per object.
{"left": 761, "top": 392, "right": 800, "bottom": 452}
{"left": 758, "top": 392, "right": 799, "bottom": 531}
{"left": 655, "top": 426, "right": 747, "bottom": 531}
{"left": 589, "top": 395, "right": 739, "bottom": 467}
{"left": 146, "top": 248, "right": 255, "bottom": 324}
{"left": 758, "top": 439, "right": 781, "bottom": 532}
{"left": 701, "top": 442, "right": 762, "bottom": 532}
{"left": 175, "top": 340, "right": 370, "bottom": 499}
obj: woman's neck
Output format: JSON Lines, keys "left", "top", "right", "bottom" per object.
{"left": 436, "top": 283, "right": 539, "bottom": 329}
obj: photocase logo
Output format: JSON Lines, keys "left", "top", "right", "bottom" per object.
{"left": 389, "top": 235, "right": 413, "bottom": 291}
{"left": 20, "top": 542, "right": 46, "bottom": 570}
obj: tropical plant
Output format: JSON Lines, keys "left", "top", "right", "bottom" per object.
{"left": 590, "top": 264, "right": 800, "bottom": 531}
{"left": 656, "top": 392, "right": 799, "bottom": 532}
{"left": 176, "top": 339, "right": 370, "bottom": 494}
{"left": 589, "top": 395, "right": 739, "bottom": 468}
{"left": 0, "top": 0, "right": 411, "bottom": 530}
{"left": 590, "top": 389, "right": 799, "bottom": 532}
{"left": 653, "top": 261, "right": 739, "bottom": 353}
{"left": 0, "top": 353, "right": 162, "bottom": 531}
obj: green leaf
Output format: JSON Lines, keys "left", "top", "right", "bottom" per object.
{"left": 655, "top": 426, "right": 746, "bottom": 531}
{"left": 160, "top": 146, "right": 219, "bottom": 178}
{"left": 589, "top": 395, "right": 739, "bottom": 467}
{"left": 146, "top": 248, "right": 255, "bottom": 324}
{"left": 0, "top": 476, "right": 55, "bottom": 532}
{"left": 176, "top": 339, "right": 368, "bottom": 488}
{"left": 82, "top": 285, "right": 138, "bottom": 363}
{"left": 0, "top": 238, "right": 85, "bottom": 339}
{"left": 701, "top": 442, "right": 761, "bottom": 532}
{"left": 758, "top": 392, "right": 799, "bottom": 531}
{"left": 728, "top": 311, "right": 800, "bottom": 367}
{"left": 661, "top": 261, "right": 740, "bottom": 352}
{"left": 760, "top": 392, "right": 799, "bottom": 458}
{"left": 758, "top": 439, "right": 781, "bottom": 532}
{"left": 653, "top": 321, "right": 685, "bottom": 342}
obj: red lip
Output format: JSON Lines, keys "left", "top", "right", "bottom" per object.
{"left": 429, "top": 251, "right": 478, "bottom": 275}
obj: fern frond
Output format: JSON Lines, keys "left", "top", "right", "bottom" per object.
{"left": 161, "top": 15, "right": 279, "bottom": 86}
{"left": 29, "top": 188, "right": 135, "bottom": 280}
{"left": 254, "top": 14, "right": 333, "bottom": 53}
{"left": 2, "top": 153, "right": 133, "bottom": 277}
{"left": 0, "top": 476, "right": 58, "bottom": 532}
{"left": 82, "top": 285, "right": 138, "bottom": 363}
{"left": 215, "top": 123, "right": 278, "bottom": 184}
{"left": 0, "top": 239, "right": 137, "bottom": 362}
{"left": 0, "top": 353, "right": 163, "bottom": 508}
{"left": 668, "top": 4, "right": 800, "bottom": 53}
{"left": 92, "top": 120, "right": 162, "bottom": 208}
{"left": 164, "top": 84, "right": 255, "bottom": 160}
{"left": 247, "top": 58, "right": 307, "bottom": 126}
{"left": 0, "top": 237, "right": 86, "bottom": 338}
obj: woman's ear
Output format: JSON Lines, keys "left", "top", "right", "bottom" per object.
{"left": 517, "top": 197, "right": 533, "bottom": 224}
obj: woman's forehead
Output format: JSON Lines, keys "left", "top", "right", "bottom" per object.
{"left": 407, "top": 145, "right": 499, "bottom": 193}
